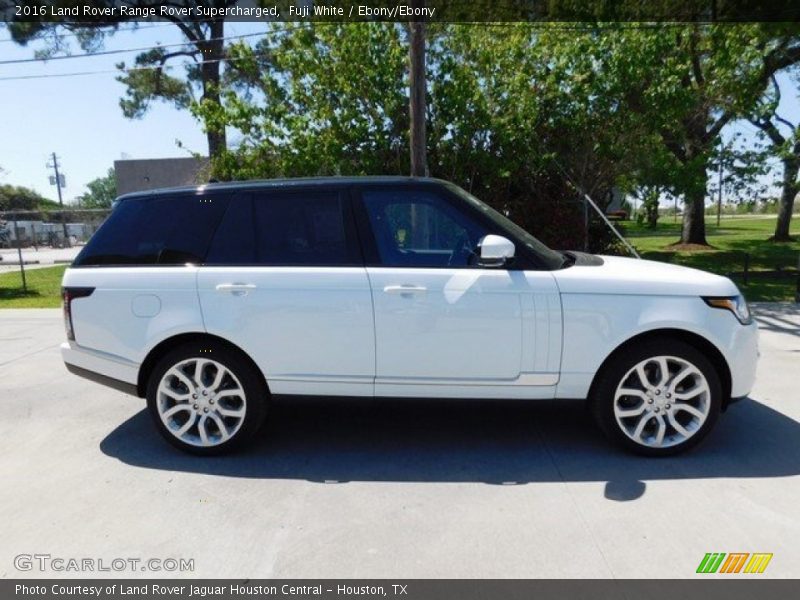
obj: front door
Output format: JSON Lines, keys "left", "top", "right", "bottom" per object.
{"left": 356, "top": 186, "right": 555, "bottom": 398}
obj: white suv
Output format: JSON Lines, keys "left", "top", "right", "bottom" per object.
{"left": 61, "top": 177, "right": 758, "bottom": 456}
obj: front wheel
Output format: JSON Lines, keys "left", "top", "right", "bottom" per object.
{"left": 590, "top": 339, "right": 722, "bottom": 456}
{"left": 146, "top": 342, "right": 267, "bottom": 455}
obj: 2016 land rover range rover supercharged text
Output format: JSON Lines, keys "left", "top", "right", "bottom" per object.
{"left": 61, "top": 177, "right": 758, "bottom": 456}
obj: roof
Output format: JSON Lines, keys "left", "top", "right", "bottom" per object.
{"left": 115, "top": 176, "right": 450, "bottom": 202}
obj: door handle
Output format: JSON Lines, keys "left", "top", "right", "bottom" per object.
{"left": 383, "top": 284, "right": 427, "bottom": 295}
{"left": 215, "top": 283, "right": 256, "bottom": 295}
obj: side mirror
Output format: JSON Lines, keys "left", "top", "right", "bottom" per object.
{"left": 478, "top": 234, "right": 515, "bottom": 267}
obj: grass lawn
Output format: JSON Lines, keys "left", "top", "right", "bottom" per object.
{"left": 0, "top": 265, "right": 67, "bottom": 308}
{"left": 624, "top": 216, "right": 800, "bottom": 301}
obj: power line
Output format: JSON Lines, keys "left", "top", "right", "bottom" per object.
{"left": 0, "top": 29, "right": 270, "bottom": 65}
{"left": 0, "top": 25, "right": 313, "bottom": 81}
{"left": 0, "top": 22, "right": 174, "bottom": 43}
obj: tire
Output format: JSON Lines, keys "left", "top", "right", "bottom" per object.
{"left": 589, "top": 338, "right": 722, "bottom": 456}
{"left": 146, "top": 341, "right": 268, "bottom": 455}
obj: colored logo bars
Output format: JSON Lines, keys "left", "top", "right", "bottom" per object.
{"left": 696, "top": 553, "right": 773, "bottom": 574}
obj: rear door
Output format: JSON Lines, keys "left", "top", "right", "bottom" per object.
{"left": 197, "top": 188, "right": 375, "bottom": 396}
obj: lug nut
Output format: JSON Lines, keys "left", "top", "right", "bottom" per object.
{"left": 203, "top": 408, "right": 209, "bottom": 413}
{"left": 202, "top": 390, "right": 208, "bottom": 396}
{"left": 665, "top": 393, "right": 671, "bottom": 399}
{"left": 654, "top": 407, "right": 660, "bottom": 413}
{"left": 655, "top": 389, "right": 661, "bottom": 396}
{"left": 647, "top": 399, "right": 654, "bottom": 404}
{"left": 666, "top": 404, "right": 671, "bottom": 409}
{"left": 192, "top": 394, "right": 197, "bottom": 399}
{"left": 209, "top": 399, "right": 214, "bottom": 404}
{"left": 193, "top": 404, "right": 198, "bottom": 410}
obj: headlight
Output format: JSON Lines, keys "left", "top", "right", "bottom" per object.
{"left": 703, "top": 294, "right": 752, "bottom": 325}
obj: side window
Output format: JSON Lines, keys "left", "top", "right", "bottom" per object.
{"left": 74, "top": 194, "right": 229, "bottom": 266}
{"left": 252, "top": 191, "right": 358, "bottom": 266}
{"left": 361, "top": 189, "right": 489, "bottom": 267}
{"left": 205, "top": 196, "right": 256, "bottom": 264}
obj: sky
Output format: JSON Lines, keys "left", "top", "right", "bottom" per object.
{"left": 0, "top": 22, "right": 798, "bottom": 205}
{"left": 0, "top": 21, "right": 263, "bottom": 204}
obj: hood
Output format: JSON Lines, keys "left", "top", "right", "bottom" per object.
{"left": 551, "top": 254, "right": 739, "bottom": 297}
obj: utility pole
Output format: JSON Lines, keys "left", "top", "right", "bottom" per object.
{"left": 408, "top": 2, "right": 427, "bottom": 177}
{"left": 717, "top": 147, "right": 724, "bottom": 227}
{"left": 47, "top": 152, "right": 70, "bottom": 247}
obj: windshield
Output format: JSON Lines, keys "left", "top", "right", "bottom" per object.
{"left": 446, "top": 183, "right": 565, "bottom": 270}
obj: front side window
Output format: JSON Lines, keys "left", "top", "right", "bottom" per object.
{"left": 362, "top": 189, "right": 489, "bottom": 268}
{"left": 74, "top": 194, "right": 230, "bottom": 266}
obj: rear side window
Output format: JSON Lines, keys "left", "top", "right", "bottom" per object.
{"left": 250, "top": 191, "right": 359, "bottom": 266}
{"left": 74, "top": 194, "right": 230, "bottom": 266}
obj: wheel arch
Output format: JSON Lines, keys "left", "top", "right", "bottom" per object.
{"left": 136, "top": 332, "right": 270, "bottom": 398}
{"left": 587, "top": 328, "right": 732, "bottom": 407}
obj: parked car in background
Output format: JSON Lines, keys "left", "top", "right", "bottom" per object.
{"left": 61, "top": 177, "right": 758, "bottom": 456}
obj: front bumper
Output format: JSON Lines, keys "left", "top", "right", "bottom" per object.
{"left": 726, "top": 320, "right": 759, "bottom": 399}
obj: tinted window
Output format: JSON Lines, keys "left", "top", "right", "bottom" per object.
{"left": 205, "top": 196, "right": 256, "bottom": 264}
{"left": 362, "top": 189, "right": 488, "bottom": 267}
{"left": 252, "top": 191, "right": 356, "bottom": 266}
{"left": 74, "top": 194, "right": 229, "bottom": 266}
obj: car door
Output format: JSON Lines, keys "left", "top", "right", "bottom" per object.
{"left": 355, "top": 185, "right": 560, "bottom": 398}
{"left": 197, "top": 188, "right": 375, "bottom": 397}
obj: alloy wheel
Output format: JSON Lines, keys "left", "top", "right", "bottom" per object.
{"left": 156, "top": 358, "right": 247, "bottom": 447}
{"left": 613, "top": 355, "right": 711, "bottom": 449}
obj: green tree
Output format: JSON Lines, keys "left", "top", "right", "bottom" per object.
{"left": 7, "top": 0, "right": 249, "bottom": 158}
{"left": 750, "top": 76, "right": 799, "bottom": 241}
{"left": 0, "top": 184, "right": 55, "bottom": 211}
{"left": 78, "top": 168, "right": 117, "bottom": 209}
{"left": 584, "top": 23, "right": 800, "bottom": 245}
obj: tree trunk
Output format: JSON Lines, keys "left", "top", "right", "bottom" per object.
{"left": 774, "top": 154, "right": 799, "bottom": 241}
{"left": 681, "top": 184, "right": 709, "bottom": 245}
{"left": 201, "top": 20, "right": 227, "bottom": 160}
{"left": 408, "top": 16, "right": 427, "bottom": 177}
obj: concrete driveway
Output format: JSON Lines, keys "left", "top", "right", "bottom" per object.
{"left": 0, "top": 304, "right": 798, "bottom": 579}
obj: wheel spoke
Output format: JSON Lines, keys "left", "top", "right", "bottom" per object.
{"left": 669, "top": 365, "right": 695, "bottom": 390}
{"left": 215, "top": 388, "right": 244, "bottom": 400}
{"left": 175, "top": 412, "right": 198, "bottom": 437}
{"left": 653, "top": 414, "right": 666, "bottom": 446}
{"left": 667, "top": 412, "right": 691, "bottom": 438}
{"left": 210, "top": 365, "right": 227, "bottom": 392}
{"left": 162, "top": 403, "right": 192, "bottom": 419}
{"left": 197, "top": 415, "right": 211, "bottom": 446}
{"left": 632, "top": 414, "right": 651, "bottom": 442}
{"left": 674, "top": 382, "right": 708, "bottom": 401}
{"left": 615, "top": 387, "right": 648, "bottom": 401}
{"left": 673, "top": 403, "right": 705, "bottom": 420}
{"left": 616, "top": 403, "right": 647, "bottom": 418}
{"left": 193, "top": 359, "right": 207, "bottom": 387}
{"left": 656, "top": 357, "right": 670, "bottom": 386}
{"left": 208, "top": 413, "right": 231, "bottom": 442}
{"left": 216, "top": 404, "right": 245, "bottom": 418}
{"left": 167, "top": 367, "right": 195, "bottom": 393}
{"left": 635, "top": 364, "right": 653, "bottom": 389}
{"left": 159, "top": 385, "right": 190, "bottom": 402}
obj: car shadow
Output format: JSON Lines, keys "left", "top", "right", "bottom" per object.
{"left": 100, "top": 396, "right": 800, "bottom": 500}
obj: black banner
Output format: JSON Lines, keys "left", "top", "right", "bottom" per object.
{"left": 2, "top": 0, "right": 800, "bottom": 24}
{"left": 5, "top": 580, "right": 800, "bottom": 600}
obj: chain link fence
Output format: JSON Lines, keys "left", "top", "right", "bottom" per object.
{"left": 0, "top": 209, "right": 111, "bottom": 250}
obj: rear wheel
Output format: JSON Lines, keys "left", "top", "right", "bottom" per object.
{"left": 590, "top": 338, "right": 722, "bottom": 456}
{"left": 146, "top": 342, "right": 267, "bottom": 455}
